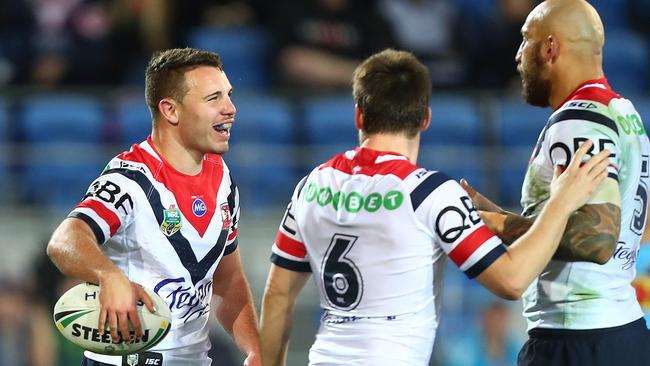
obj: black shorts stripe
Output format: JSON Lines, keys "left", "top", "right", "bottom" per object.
{"left": 410, "top": 172, "right": 452, "bottom": 211}
{"left": 224, "top": 239, "right": 238, "bottom": 256}
{"left": 548, "top": 109, "right": 619, "bottom": 135}
{"left": 68, "top": 212, "right": 106, "bottom": 245}
{"left": 464, "top": 244, "right": 507, "bottom": 279}
{"left": 104, "top": 168, "right": 228, "bottom": 285}
{"left": 270, "top": 253, "right": 312, "bottom": 272}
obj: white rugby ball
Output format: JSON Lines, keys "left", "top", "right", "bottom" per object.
{"left": 53, "top": 282, "right": 172, "bottom": 355}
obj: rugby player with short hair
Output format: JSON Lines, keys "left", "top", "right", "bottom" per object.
{"left": 461, "top": 0, "right": 650, "bottom": 364}
{"left": 259, "top": 48, "right": 610, "bottom": 366}
{"left": 46, "top": 48, "right": 261, "bottom": 366}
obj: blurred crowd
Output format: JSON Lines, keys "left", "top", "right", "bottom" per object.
{"left": 0, "top": 0, "right": 647, "bottom": 94}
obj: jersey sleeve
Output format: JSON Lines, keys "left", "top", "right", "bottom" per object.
{"left": 411, "top": 171, "right": 506, "bottom": 278}
{"left": 223, "top": 174, "right": 240, "bottom": 256}
{"left": 544, "top": 109, "right": 621, "bottom": 181}
{"left": 68, "top": 171, "right": 140, "bottom": 245}
{"left": 270, "top": 177, "right": 311, "bottom": 272}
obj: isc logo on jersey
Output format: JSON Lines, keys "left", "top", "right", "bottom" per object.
{"left": 192, "top": 198, "right": 207, "bottom": 217}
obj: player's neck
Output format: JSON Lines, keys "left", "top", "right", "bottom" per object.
{"left": 360, "top": 133, "right": 420, "bottom": 164}
{"left": 549, "top": 62, "right": 604, "bottom": 110}
{"left": 150, "top": 128, "right": 204, "bottom": 175}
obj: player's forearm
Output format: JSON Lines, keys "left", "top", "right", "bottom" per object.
{"left": 553, "top": 203, "right": 620, "bottom": 263}
{"left": 260, "top": 291, "right": 296, "bottom": 366}
{"left": 214, "top": 271, "right": 261, "bottom": 357}
{"left": 47, "top": 218, "right": 122, "bottom": 284}
{"left": 499, "top": 198, "right": 574, "bottom": 295}
{"left": 500, "top": 211, "right": 534, "bottom": 245}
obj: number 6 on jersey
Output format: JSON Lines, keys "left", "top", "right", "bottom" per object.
{"left": 321, "top": 234, "right": 363, "bottom": 310}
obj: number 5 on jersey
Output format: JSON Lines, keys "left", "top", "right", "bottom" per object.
{"left": 321, "top": 234, "right": 363, "bottom": 310}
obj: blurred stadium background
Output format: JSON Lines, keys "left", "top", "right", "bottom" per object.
{"left": 2, "top": 0, "right": 650, "bottom": 365}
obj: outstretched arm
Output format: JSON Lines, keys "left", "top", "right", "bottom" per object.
{"left": 212, "top": 248, "right": 261, "bottom": 366}
{"left": 474, "top": 142, "right": 611, "bottom": 299}
{"left": 260, "top": 264, "right": 310, "bottom": 366}
{"left": 480, "top": 181, "right": 620, "bottom": 264}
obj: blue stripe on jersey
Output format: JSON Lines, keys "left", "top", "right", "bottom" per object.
{"left": 295, "top": 176, "right": 309, "bottom": 199}
{"left": 608, "top": 172, "right": 619, "bottom": 181}
{"left": 270, "top": 253, "right": 312, "bottom": 272}
{"left": 410, "top": 172, "right": 452, "bottom": 211}
{"left": 548, "top": 109, "right": 619, "bottom": 135}
{"left": 464, "top": 244, "right": 507, "bottom": 279}
{"left": 104, "top": 168, "right": 229, "bottom": 285}
{"left": 224, "top": 239, "right": 238, "bottom": 256}
{"left": 227, "top": 173, "right": 238, "bottom": 229}
{"left": 68, "top": 212, "right": 105, "bottom": 245}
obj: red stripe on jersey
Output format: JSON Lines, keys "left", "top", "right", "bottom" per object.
{"left": 118, "top": 137, "right": 224, "bottom": 238}
{"left": 448, "top": 225, "right": 496, "bottom": 267}
{"left": 77, "top": 199, "right": 121, "bottom": 237}
{"left": 319, "top": 148, "right": 418, "bottom": 180}
{"left": 228, "top": 228, "right": 238, "bottom": 241}
{"left": 275, "top": 232, "right": 307, "bottom": 258}
{"left": 560, "top": 78, "right": 621, "bottom": 108}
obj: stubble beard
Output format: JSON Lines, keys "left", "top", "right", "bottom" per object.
{"left": 519, "top": 51, "right": 551, "bottom": 108}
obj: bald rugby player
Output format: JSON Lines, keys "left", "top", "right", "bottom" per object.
{"left": 461, "top": 1, "right": 650, "bottom": 365}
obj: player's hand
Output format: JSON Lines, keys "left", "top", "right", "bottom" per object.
{"left": 97, "top": 270, "right": 155, "bottom": 343}
{"left": 549, "top": 139, "right": 610, "bottom": 213}
{"left": 460, "top": 179, "right": 504, "bottom": 213}
{"left": 478, "top": 210, "right": 508, "bottom": 236}
{"left": 243, "top": 351, "right": 262, "bottom": 366}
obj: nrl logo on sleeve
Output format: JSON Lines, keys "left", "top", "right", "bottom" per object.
{"left": 161, "top": 204, "right": 182, "bottom": 236}
{"left": 220, "top": 203, "right": 232, "bottom": 230}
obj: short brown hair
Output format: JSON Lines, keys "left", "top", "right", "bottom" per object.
{"left": 352, "top": 49, "right": 431, "bottom": 138}
{"left": 145, "top": 48, "right": 224, "bottom": 120}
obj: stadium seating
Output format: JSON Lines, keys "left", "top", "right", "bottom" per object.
{"left": 589, "top": 0, "right": 630, "bottom": 29}
{"left": 226, "top": 92, "right": 299, "bottom": 210}
{"left": 19, "top": 94, "right": 108, "bottom": 211}
{"left": 302, "top": 94, "right": 358, "bottom": 169}
{"left": 496, "top": 98, "right": 550, "bottom": 208}
{"left": 420, "top": 96, "right": 484, "bottom": 188}
{"left": 603, "top": 29, "right": 648, "bottom": 96}
{"left": 186, "top": 26, "right": 270, "bottom": 89}
{"left": 114, "top": 93, "right": 152, "bottom": 146}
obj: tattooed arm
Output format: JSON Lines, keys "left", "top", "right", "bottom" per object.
{"left": 481, "top": 179, "right": 621, "bottom": 264}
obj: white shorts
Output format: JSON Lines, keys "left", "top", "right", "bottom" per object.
{"left": 308, "top": 306, "right": 437, "bottom": 366}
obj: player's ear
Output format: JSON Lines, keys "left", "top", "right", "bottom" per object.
{"left": 158, "top": 98, "right": 180, "bottom": 126}
{"left": 354, "top": 104, "right": 364, "bottom": 130}
{"left": 421, "top": 107, "right": 432, "bottom": 132}
{"left": 546, "top": 35, "right": 560, "bottom": 64}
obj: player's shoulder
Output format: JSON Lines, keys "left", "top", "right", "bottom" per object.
{"left": 548, "top": 80, "right": 623, "bottom": 137}
{"left": 108, "top": 139, "right": 160, "bottom": 174}
{"left": 318, "top": 148, "right": 421, "bottom": 181}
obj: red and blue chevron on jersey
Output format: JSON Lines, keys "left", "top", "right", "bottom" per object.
{"left": 69, "top": 137, "right": 239, "bottom": 366}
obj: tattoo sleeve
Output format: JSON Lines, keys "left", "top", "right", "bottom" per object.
{"left": 553, "top": 203, "right": 620, "bottom": 264}
{"left": 500, "top": 212, "right": 534, "bottom": 246}
{"left": 500, "top": 204, "right": 620, "bottom": 264}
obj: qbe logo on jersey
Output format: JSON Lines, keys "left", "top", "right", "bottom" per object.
{"left": 192, "top": 197, "right": 207, "bottom": 217}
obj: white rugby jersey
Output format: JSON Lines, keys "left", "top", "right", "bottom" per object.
{"left": 521, "top": 78, "right": 650, "bottom": 330}
{"left": 271, "top": 147, "right": 506, "bottom": 318}
{"left": 69, "top": 137, "right": 239, "bottom": 365}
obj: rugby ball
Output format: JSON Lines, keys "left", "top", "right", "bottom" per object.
{"left": 53, "top": 282, "right": 171, "bottom": 355}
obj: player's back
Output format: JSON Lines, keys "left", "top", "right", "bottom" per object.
{"left": 291, "top": 148, "right": 441, "bottom": 317}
